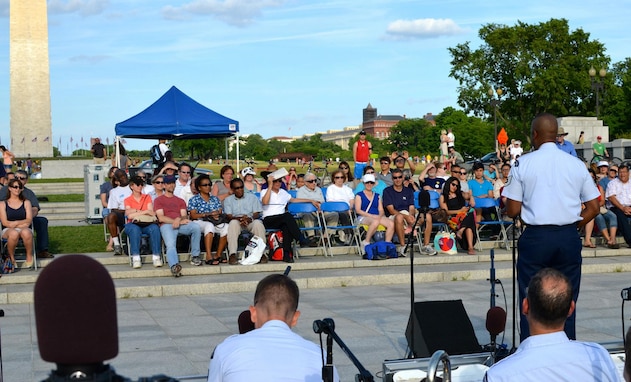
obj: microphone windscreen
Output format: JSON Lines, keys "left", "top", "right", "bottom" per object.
{"left": 418, "top": 190, "right": 431, "bottom": 209}
{"left": 35, "top": 255, "right": 118, "bottom": 364}
{"left": 238, "top": 310, "right": 255, "bottom": 334}
{"left": 486, "top": 306, "right": 507, "bottom": 336}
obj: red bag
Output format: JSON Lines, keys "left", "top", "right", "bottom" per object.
{"left": 268, "top": 231, "right": 284, "bottom": 261}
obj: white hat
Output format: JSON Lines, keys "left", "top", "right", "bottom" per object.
{"left": 597, "top": 161, "right": 609, "bottom": 168}
{"left": 362, "top": 174, "right": 376, "bottom": 183}
{"left": 240, "top": 167, "right": 256, "bottom": 177}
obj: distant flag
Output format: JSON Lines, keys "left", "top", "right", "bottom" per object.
{"left": 75, "top": 143, "right": 78, "bottom": 148}
{"left": 70, "top": 136, "right": 73, "bottom": 143}
{"left": 81, "top": 137, "right": 84, "bottom": 143}
{"left": 21, "top": 137, "right": 25, "bottom": 144}
{"left": 84, "top": 141, "right": 88, "bottom": 148}
{"left": 32, "top": 137, "right": 37, "bottom": 143}
{"left": 106, "top": 137, "right": 110, "bottom": 145}
{"left": 44, "top": 136, "right": 49, "bottom": 142}
{"left": 59, "top": 136, "right": 61, "bottom": 146}
{"left": 121, "top": 139, "right": 127, "bottom": 144}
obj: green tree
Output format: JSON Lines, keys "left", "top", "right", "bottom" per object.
{"left": 449, "top": 18, "right": 608, "bottom": 143}
{"left": 434, "top": 107, "right": 494, "bottom": 157}
{"left": 604, "top": 58, "right": 631, "bottom": 138}
{"left": 169, "top": 138, "right": 223, "bottom": 160}
{"left": 387, "top": 118, "right": 435, "bottom": 155}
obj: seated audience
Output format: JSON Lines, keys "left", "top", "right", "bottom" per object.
{"left": 105, "top": 169, "right": 131, "bottom": 255}
{"left": 174, "top": 162, "right": 192, "bottom": 198}
{"left": 584, "top": 168, "right": 619, "bottom": 249}
{"left": 440, "top": 176, "right": 477, "bottom": 255}
{"left": 355, "top": 174, "right": 394, "bottom": 252}
{"left": 338, "top": 161, "right": 356, "bottom": 188}
{"left": 484, "top": 268, "right": 619, "bottom": 381}
{"left": 261, "top": 172, "right": 315, "bottom": 263}
{"left": 208, "top": 274, "right": 340, "bottom": 381}
{"left": 376, "top": 156, "right": 393, "bottom": 186}
{"left": 383, "top": 168, "right": 435, "bottom": 255}
{"left": 419, "top": 162, "right": 445, "bottom": 192}
{"left": 123, "top": 175, "right": 162, "bottom": 270}
{"left": 224, "top": 178, "right": 266, "bottom": 262}
{"left": 0, "top": 178, "right": 34, "bottom": 270}
{"left": 326, "top": 169, "right": 356, "bottom": 244}
{"left": 188, "top": 174, "right": 229, "bottom": 265}
{"left": 354, "top": 166, "right": 387, "bottom": 195}
{"left": 240, "top": 167, "right": 261, "bottom": 194}
{"left": 100, "top": 166, "right": 119, "bottom": 251}
{"left": 155, "top": 175, "right": 202, "bottom": 275}
{"left": 468, "top": 162, "right": 495, "bottom": 223}
{"left": 296, "top": 172, "right": 338, "bottom": 246}
{"left": 212, "top": 165, "right": 235, "bottom": 202}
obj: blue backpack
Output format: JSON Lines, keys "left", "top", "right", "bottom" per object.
{"left": 363, "top": 241, "right": 397, "bottom": 260}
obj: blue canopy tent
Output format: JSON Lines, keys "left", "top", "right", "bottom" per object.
{"left": 114, "top": 86, "right": 240, "bottom": 170}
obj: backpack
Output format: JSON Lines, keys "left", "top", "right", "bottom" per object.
{"left": 363, "top": 241, "right": 397, "bottom": 260}
{"left": 150, "top": 144, "right": 164, "bottom": 165}
{"left": 240, "top": 236, "right": 266, "bottom": 265}
{"left": 267, "top": 231, "right": 284, "bottom": 261}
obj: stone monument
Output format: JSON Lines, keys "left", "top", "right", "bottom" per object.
{"left": 9, "top": 0, "right": 53, "bottom": 157}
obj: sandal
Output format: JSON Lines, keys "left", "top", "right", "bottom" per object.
{"left": 220, "top": 258, "right": 228, "bottom": 264}
{"left": 204, "top": 258, "right": 221, "bottom": 266}
{"left": 583, "top": 242, "right": 596, "bottom": 248}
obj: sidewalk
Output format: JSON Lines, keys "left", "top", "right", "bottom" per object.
{"left": 8, "top": 271, "right": 630, "bottom": 381}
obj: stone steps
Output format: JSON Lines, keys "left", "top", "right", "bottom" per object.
{"left": 1, "top": 246, "right": 631, "bottom": 304}
{"left": 29, "top": 182, "right": 84, "bottom": 195}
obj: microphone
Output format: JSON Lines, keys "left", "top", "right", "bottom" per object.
{"left": 486, "top": 306, "right": 507, "bottom": 342}
{"left": 238, "top": 310, "right": 255, "bottom": 334}
{"left": 418, "top": 189, "right": 430, "bottom": 213}
{"left": 34, "top": 255, "right": 118, "bottom": 365}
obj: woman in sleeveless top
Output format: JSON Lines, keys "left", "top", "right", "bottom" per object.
{"left": 354, "top": 174, "right": 394, "bottom": 251}
{"left": 0, "top": 178, "right": 34, "bottom": 271}
{"left": 439, "top": 176, "right": 477, "bottom": 255}
{"left": 496, "top": 143, "right": 511, "bottom": 164}
{"left": 212, "top": 165, "right": 234, "bottom": 202}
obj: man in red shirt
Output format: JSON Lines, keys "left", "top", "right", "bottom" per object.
{"left": 353, "top": 130, "right": 372, "bottom": 180}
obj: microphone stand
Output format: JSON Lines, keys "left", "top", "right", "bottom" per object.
{"left": 510, "top": 218, "right": 518, "bottom": 354}
{"left": 489, "top": 249, "right": 497, "bottom": 308}
{"left": 314, "top": 319, "right": 374, "bottom": 382}
{"left": 322, "top": 333, "right": 334, "bottom": 382}
{"left": 407, "top": 203, "right": 428, "bottom": 359}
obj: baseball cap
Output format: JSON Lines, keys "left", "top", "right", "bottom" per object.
{"left": 163, "top": 175, "right": 177, "bottom": 184}
{"left": 240, "top": 167, "right": 256, "bottom": 178}
{"left": 597, "top": 136, "right": 602, "bottom": 139}
{"left": 359, "top": 130, "right": 366, "bottom": 135}
{"left": 362, "top": 174, "right": 376, "bottom": 183}
{"left": 597, "top": 161, "right": 609, "bottom": 168}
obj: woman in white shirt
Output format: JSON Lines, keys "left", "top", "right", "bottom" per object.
{"left": 326, "top": 169, "right": 356, "bottom": 244}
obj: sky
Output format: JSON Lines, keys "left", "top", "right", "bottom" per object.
{"left": 0, "top": 0, "right": 630, "bottom": 153}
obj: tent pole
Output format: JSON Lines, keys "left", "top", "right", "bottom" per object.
{"left": 115, "top": 136, "right": 120, "bottom": 169}
{"left": 235, "top": 133, "right": 240, "bottom": 176}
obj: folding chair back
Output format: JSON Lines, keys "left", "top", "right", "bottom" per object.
{"left": 320, "top": 201, "right": 361, "bottom": 255}
{"left": 288, "top": 202, "right": 328, "bottom": 256}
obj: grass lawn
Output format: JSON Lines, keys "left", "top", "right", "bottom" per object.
{"left": 49, "top": 225, "right": 106, "bottom": 254}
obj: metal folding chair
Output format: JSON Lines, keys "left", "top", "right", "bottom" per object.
{"left": 288, "top": 202, "right": 328, "bottom": 257}
{"left": 473, "top": 197, "right": 512, "bottom": 250}
{"left": 320, "top": 201, "right": 362, "bottom": 256}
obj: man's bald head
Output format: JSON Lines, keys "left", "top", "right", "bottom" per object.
{"left": 531, "top": 113, "right": 558, "bottom": 149}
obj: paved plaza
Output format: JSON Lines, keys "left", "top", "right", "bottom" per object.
{"left": 2, "top": 270, "right": 629, "bottom": 381}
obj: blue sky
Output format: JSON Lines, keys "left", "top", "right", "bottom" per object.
{"left": 0, "top": 0, "right": 629, "bottom": 153}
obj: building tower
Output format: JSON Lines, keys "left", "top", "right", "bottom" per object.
{"left": 10, "top": 0, "right": 53, "bottom": 157}
{"left": 363, "top": 103, "right": 377, "bottom": 123}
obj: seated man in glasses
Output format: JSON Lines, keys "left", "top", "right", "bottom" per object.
{"left": 224, "top": 178, "right": 267, "bottom": 263}
{"left": 296, "top": 172, "right": 338, "bottom": 246}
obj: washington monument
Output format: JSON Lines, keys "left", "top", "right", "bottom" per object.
{"left": 10, "top": 0, "right": 53, "bottom": 157}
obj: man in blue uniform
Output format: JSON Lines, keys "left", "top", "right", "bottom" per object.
{"left": 502, "top": 113, "right": 599, "bottom": 341}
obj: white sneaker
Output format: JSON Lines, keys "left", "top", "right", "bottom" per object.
{"left": 361, "top": 241, "right": 370, "bottom": 254}
{"left": 132, "top": 259, "right": 142, "bottom": 269}
{"left": 153, "top": 258, "right": 163, "bottom": 267}
{"left": 421, "top": 245, "right": 437, "bottom": 256}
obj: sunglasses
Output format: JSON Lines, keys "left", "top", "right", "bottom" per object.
{"left": 365, "top": 171, "right": 375, "bottom": 174}
{"left": 232, "top": 186, "right": 244, "bottom": 190}
{"left": 451, "top": 183, "right": 459, "bottom": 186}
{"left": 179, "top": 171, "right": 191, "bottom": 174}
{"left": 273, "top": 179, "right": 282, "bottom": 183}
{"left": 334, "top": 176, "right": 345, "bottom": 179}
{"left": 460, "top": 171, "right": 467, "bottom": 175}
{"left": 199, "top": 183, "right": 211, "bottom": 187}
{"left": 365, "top": 181, "right": 375, "bottom": 185}
{"left": 392, "top": 176, "right": 403, "bottom": 180}
{"left": 306, "top": 179, "right": 317, "bottom": 183}
{"left": 153, "top": 181, "right": 164, "bottom": 184}
{"left": 9, "top": 185, "right": 22, "bottom": 190}
{"left": 17, "top": 176, "right": 27, "bottom": 180}
{"left": 339, "top": 167, "right": 349, "bottom": 170}
{"left": 380, "top": 162, "right": 390, "bottom": 165}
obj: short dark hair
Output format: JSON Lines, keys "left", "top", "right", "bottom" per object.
{"left": 178, "top": 162, "right": 192, "bottom": 172}
{"left": 527, "top": 268, "right": 573, "bottom": 328}
{"left": 230, "top": 178, "right": 243, "bottom": 189}
{"left": 391, "top": 168, "right": 403, "bottom": 176}
{"left": 472, "top": 162, "right": 484, "bottom": 171}
{"left": 253, "top": 274, "right": 299, "bottom": 319}
{"left": 195, "top": 174, "right": 211, "bottom": 189}
{"left": 380, "top": 156, "right": 391, "bottom": 164}
{"left": 129, "top": 175, "right": 145, "bottom": 187}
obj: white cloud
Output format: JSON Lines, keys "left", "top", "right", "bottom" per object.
{"left": 162, "top": 0, "right": 286, "bottom": 27}
{"left": 48, "top": 0, "right": 110, "bottom": 17}
{"left": 385, "top": 18, "right": 466, "bottom": 40}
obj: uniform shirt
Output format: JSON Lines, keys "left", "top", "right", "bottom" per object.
{"left": 382, "top": 185, "right": 414, "bottom": 217}
{"left": 223, "top": 193, "right": 262, "bottom": 218}
{"left": 296, "top": 185, "right": 325, "bottom": 203}
{"left": 107, "top": 186, "right": 132, "bottom": 210}
{"left": 502, "top": 142, "right": 599, "bottom": 225}
{"left": 468, "top": 178, "right": 494, "bottom": 198}
{"left": 484, "top": 331, "right": 621, "bottom": 382}
{"left": 556, "top": 140, "right": 577, "bottom": 157}
{"left": 325, "top": 184, "right": 354, "bottom": 206}
{"left": 605, "top": 178, "right": 631, "bottom": 206}
{"left": 260, "top": 188, "right": 291, "bottom": 218}
{"left": 187, "top": 194, "right": 222, "bottom": 214}
{"left": 208, "top": 320, "right": 339, "bottom": 382}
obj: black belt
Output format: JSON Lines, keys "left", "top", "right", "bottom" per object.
{"left": 526, "top": 223, "right": 577, "bottom": 229}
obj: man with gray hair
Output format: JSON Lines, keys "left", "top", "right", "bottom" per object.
{"left": 296, "top": 172, "right": 338, "bottom": 246}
